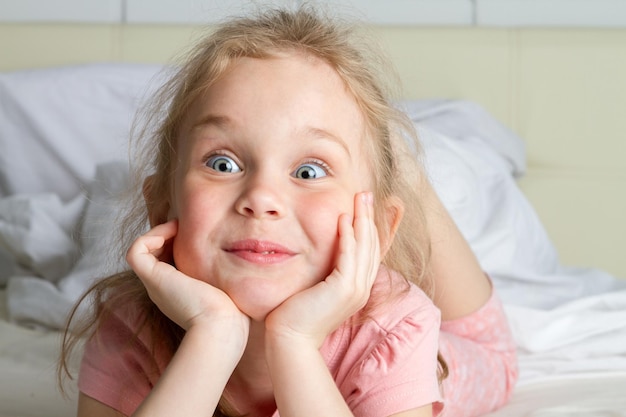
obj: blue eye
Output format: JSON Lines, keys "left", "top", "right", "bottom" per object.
{"left": 206, "top": 155, "right": 241, "bottom": 173}
{"left": 293, "top": 163, "right": 327, "bottom": 179}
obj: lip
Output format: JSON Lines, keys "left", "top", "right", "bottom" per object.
{"left": 225, "top": 239, "right": 296, "bottom": 265}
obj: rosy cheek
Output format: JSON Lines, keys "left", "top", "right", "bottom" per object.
{"left": 175, "top": 184, "right": 211, "bottom": 224}
{"left": 299, "top": 198, "right": 345, "bottom": 273}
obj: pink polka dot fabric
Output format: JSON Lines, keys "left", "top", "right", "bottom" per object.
{"left": 437, "top": 291, "right": 518, "bottom": 416}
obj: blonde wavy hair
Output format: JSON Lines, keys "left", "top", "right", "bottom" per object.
{"left": 60, "top": 7, "right": 445, "bottom": 416}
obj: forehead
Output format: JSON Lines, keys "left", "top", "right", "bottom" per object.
{"left": 208, "top": 54, "right": 351, "bottom": 106}
{"left": 186, "top": 54, "right": 368, "bottom": 142}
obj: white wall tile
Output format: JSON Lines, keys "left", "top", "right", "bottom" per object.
{"left": 477, "top": 0, "right": 626, "bottom": 28}
{"left": 125, "top": 0, "right": 297, "bottom": 24}
{"left": 314, "top": 0, "right": 473, "bottom": 25}
{"left": 1, "top": 0, "right": 625, "bottom": 27}
{"left": 0, "top": 0, "right": 121, "bottom": 23}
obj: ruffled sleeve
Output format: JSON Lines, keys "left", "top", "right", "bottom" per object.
{"left": 321, "top": 269, "right": 443, "bottom": 417}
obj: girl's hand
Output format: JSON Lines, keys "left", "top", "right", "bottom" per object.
{"left": 126, "top": 220, "right": 250, "bottom": 338}
{"left": 265, "top": 192, "right": 380, "bottom": 347}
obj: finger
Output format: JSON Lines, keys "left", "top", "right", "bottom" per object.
{"left": 126, "top": 219, "right": 178, "bottom": 278}
{"left": 333, "top": 212, "right": 356, "bottom": 279}
{"left": 353, "top": 192, "right": 375, "bottom": 244}
{"left": 353, "top": 192, "right": 380, "bottom": 287}
{"left": 141, "top": 218, "right": 178, "bottom": 241}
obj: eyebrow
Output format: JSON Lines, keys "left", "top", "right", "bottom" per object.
{"left": 191, "top": 114, "right": 232, "bottom": 131}
{"left": 303, "top": 126, "right": 351, "bottom": 156}
{"left": 191, "top": 114, "right": 351, "bottom": 156}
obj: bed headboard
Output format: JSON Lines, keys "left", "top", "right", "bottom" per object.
{"left": 1, "top": 23, "right": 624, "bottom": 278}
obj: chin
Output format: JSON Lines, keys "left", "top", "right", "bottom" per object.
{"left": 230, "top": 293, "right": 286, "bottom": 323}
{"left": 238, "top": 304, "right": 277, "bottom": 323}
{"left": 224, "top": 277, "right": 305, "bottom": 322}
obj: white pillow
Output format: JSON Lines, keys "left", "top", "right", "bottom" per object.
{"left": 0, "top": 63, "right": 162, "bottom": 200}
{"left": 419, "top": 126, "right": 559, "bottom": 278}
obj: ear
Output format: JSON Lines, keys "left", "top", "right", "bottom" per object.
{"left": 379, "top": 196, "right": 404, "bottom": 257}
{"left": 143, "top": 175, "right": 171, "bottom": 227}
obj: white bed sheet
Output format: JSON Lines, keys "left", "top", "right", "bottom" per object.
{"left": 0, "top": 289, "right": 77, "bottom": 417}
{"left": 486, "top": 373, "right": 626, "bottom": 417}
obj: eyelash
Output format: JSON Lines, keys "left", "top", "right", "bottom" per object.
{"left": 202, "top": 150, "right": 234, "bottom": 164}
{"left": 300, "top": 158, "right": 331, "bottom": 174}
{"left": 201, "top": 152, "right": 332, "bottom": 176}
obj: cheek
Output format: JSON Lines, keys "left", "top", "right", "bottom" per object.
{"left": 300, "top": 191, "right": 350, "bottom": 232}
{"left": 173, "top": 179, "right": 222, "bottom": 226}
{"left": 170, "top": 186, "right": 223, "bottom": 275}
{"left": 297, "top": 192, "right": 353, "bottom": 271}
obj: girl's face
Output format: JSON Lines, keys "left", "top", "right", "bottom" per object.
{"left": 170, "top": 54, "right": 374, "bottom": 321}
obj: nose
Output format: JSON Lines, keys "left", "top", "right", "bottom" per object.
{"left": 235, "top": 173, "right": 286, "bottom": 219}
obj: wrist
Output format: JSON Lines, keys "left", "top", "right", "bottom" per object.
{"left": 186, "top": 315, "right": 249, "bottom": 358}
{"left": 264, "top": 325, "right": 321, "bottom": 360}
{"left": 264, "top": 309, "right": 329, "bottom": 351}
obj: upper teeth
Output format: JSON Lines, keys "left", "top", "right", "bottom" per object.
{"left": 261, "top": 251, "right": 275, "bottom": 255}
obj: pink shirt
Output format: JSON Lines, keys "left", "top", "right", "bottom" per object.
{"left": 79, "top": 268, "right": 443, "bottom": 416}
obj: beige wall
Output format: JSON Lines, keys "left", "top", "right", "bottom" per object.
{"left": 378, "top": 27, "right": 626, "bottom": 277}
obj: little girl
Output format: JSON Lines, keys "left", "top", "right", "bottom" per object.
{"left": 61, "top": 7, "right": 517, "bottom": 417}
